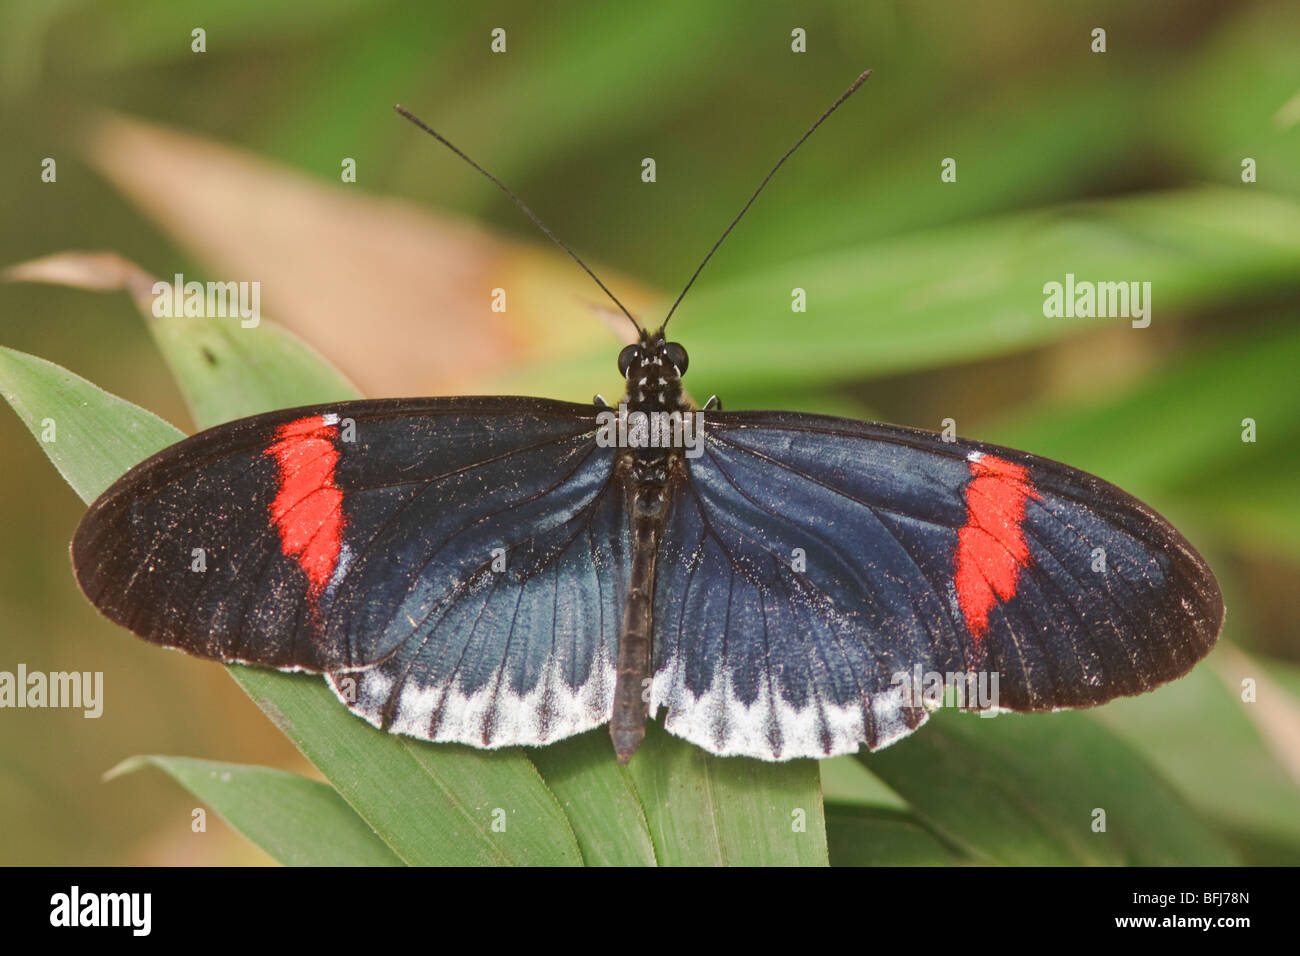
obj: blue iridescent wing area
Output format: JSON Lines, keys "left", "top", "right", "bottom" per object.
{"left": 74, "top": 397, "right": 628, "bottom": 748}
{"left": 649, "top": 410, "right": 1222, "bottom": 761}
{"left": 322, "top": 399, "right": 629, "bottom": 748}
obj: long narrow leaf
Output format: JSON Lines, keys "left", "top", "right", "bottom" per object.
{"left": 860, "top": 709, "right": 1239, "bottom": 865}
{"left": 107, "top": 755, "right": 403, "bottom": 867}
{"left": 628, "top": 724, "right": 828, "bottom": 866}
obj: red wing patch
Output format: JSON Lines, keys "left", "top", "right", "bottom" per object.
{"left": 264, "top": 414, "right": 344, "bottom": 597}
{"left": 953, "top": 453, "right": 1042, "bottom": 640}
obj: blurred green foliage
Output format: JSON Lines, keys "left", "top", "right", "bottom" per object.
{"left": 1, "top": 0, "right": 1297, "bottom": 864}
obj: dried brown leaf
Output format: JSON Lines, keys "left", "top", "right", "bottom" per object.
{"left": 84, "top": 113, "right": 652, "bottom": 397}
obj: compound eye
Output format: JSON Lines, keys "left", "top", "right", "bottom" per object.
{"left": 617, "top": 344, "right": 640, "bottom": 377}
{"left": 664, "top": 341, "right": 689, "bottom": 374}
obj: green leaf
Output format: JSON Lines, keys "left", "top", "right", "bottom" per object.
{"left": 1157, "top": 3, "right": 1300, "bottom": 200}
{"left": 2, "top": 251, "right": 361, "bottom": 428}
{"left": 985, "top": 323, "right": 1300, "bottom": 498}
{"left": 824, "top": 804, "right": 966, "bottom": 866}
{"left": 688, "top": 188, "right": 1300, "bottom": 396}
{"left": 232, "top": 669, "right": 583, "bottom": 865}
{"left": 530, "top": 731, "right": 658, "bottom": 866}
{"left": 1091, "top": 657, "right": 1300, "bottom": 853}
{"left": 141, "top": 301, "right": 362, "bottom": 427}
{"left": 106, "top": 755, "right": 402, "bottom": 867}
{"left": 860, "top": 708, "right": 1239, "bottom": 865}
{"left": 627, "top": 723, "right": 827, "bottom": 866}
{"left": 1173, "top": 451, "right": 1300, "bottom": 564}
{"left": 500, "top": 187, "right": 1300, "bottom": 401}
{"left": 0, "top": 346, "right": 183, "bottom": 501}
{"left": 818, "top": 753, "right": 909, "bottom": 809}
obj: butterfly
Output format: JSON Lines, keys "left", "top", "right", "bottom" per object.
{"left": 71, "top": 71, "right": 1223, "bottom": 763}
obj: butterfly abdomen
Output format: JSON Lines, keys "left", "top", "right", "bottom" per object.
{"left": 610, "top": 483, "right": 668, "bottom": 762}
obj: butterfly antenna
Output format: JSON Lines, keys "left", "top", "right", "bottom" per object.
{"left": 659, "top": 68, "right": 872, "bottom": 333}
{"left": 394, "top": 105, "right": 645, "bottom": 336}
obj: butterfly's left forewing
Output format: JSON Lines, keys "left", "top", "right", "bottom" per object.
{"left": 73, "top": 396, "right": 629, "bottom": 747}
{"left": 651, "top": 409, "right": 1223, "bottom": 761}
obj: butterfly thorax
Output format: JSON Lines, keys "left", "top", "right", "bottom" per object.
{"left": 616, "top": 332, "right": 692, "bottom": 488}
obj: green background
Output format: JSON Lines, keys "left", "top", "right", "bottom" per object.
{"left": 0, "top": 0, "right": 1297, "bottom": 864}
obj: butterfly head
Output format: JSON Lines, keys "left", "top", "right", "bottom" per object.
{"left": 618, "top": 331, "right": 689, "bottom": 410}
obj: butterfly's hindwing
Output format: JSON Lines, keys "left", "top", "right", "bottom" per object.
{"left": 332, "top": 439, "right": 629, "bottom": 748}
{"left": 649, "top": 410, "right": 1222, "bottom": 760}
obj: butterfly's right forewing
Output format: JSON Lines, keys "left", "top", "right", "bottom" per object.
{"left": 650, "top": 410, "right": 1222, "bottom": 761}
